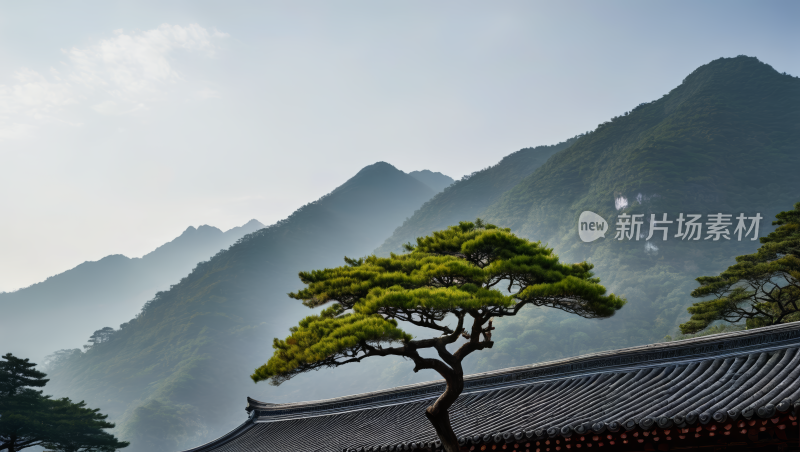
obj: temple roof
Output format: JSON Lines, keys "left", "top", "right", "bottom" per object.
{"left": 182, "top": 322, "right": 800, "bottom": 452}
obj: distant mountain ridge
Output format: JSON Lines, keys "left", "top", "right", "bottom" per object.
{"left": 375, "top": 138, "right": 578, "bottom": 255}
{"left": 0, "top": 219, "right": 264, "bottom": 363}
{"left": 44, "top": 162, "right": 441, "bottom": 452}
{"left": 487, "top": 55, "right": 800, "bottom": 251}
{"left": 408, "top": 170, "right": 454, "bottom": 193}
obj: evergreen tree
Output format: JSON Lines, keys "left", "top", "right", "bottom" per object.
{"left": 0, "top": 353, "right": 50, "bottom": 452}
{"left": 83, "top": 328, "right": 115, "bottom": 350}
{"left": 252, "top": 221, "right": 625, "bottom": 452}
{"left": 0, "top": 354, "right": 127, "bottom": 452}
{"left": 681, "top": 202, "right": 800, "bottom": 334}
{"left": 43, "top": 398, "right": 129, "bottom": 452}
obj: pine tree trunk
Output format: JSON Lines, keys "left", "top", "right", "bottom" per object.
{"left": 425, "top": 407, "right": 460, "bottom": 452}
{"left": 424, "top": 373, "right": 464, "bottom": 452}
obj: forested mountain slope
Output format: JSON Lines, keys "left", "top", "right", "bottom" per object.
{"left": 0, "top": 219, "right": 263, "bottom": 363}
{"left": 39, "top": 56, "right": 800, "bottom": 452}
{"left": 473, "top": 56, "right": 800, "bottom": 371}
{"left": 44, "top": 163, "right": 439, "bottom": 452}
{"left": 375, "top": 138, "right": 577, "bottom": 255}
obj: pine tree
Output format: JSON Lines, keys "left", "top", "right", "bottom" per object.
{"left": 83, "top": 328, "right": 115, "bottom": 350}
{"left": 0, "top": 354, "right": 128, "bottom": 452}
{"left": 0, "top": 353, "right": 51, "bottom": 452}
{"left": 42, "top": 398, "right": 129, "bottom": 452}
{"left": 251, "top": 221, "right": 625, "bottom": 452}
{"left": 681, "top": 202, "right": 800, "bottom": 334}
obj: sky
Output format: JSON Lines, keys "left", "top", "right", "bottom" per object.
{"left": 0, "top": 1, "right": 798, "bottom": 292}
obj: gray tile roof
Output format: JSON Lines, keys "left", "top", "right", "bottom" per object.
{"left": 182, "top": 323, "right": 800, "bottom": 452}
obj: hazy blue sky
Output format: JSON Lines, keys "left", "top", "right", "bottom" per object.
{"left": 0, "top": 1, "right": 798, "bottom": 291}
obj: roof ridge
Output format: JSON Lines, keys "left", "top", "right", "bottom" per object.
{"left": 248, "top": 322, "right": 800, "bottom": 417}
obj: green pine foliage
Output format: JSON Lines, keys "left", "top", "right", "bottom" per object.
{"left": 0, "top": 354, "right": 126, "bottom": 452}
{"left": 43, "top": 398, "right": 128, "bottom": 452}
{"left": 253, "top": 221, "right": 623, "bottom": 451}
{"left": 252, "top": 221, "right": 624, "bottom": 383}
{"left": 0, "top": 353, "right": 49, "bottom": 397}
{"left": 680, "top": 201, "right": 800, "bottom": 333}
{"left": 1, "top": 353, "right": 50, "bottom": 452}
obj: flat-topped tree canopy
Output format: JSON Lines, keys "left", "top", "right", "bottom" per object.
{"left": 250, "top": 221, "right": 624, "bottom": 451}
{"left": 252, "top": 221, "right": 624, "bottom": 387}
{"left": 183, "top": 322, "right": 800, "bottom": 452}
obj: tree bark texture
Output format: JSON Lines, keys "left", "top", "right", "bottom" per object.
{"left": 423, "top": 369, "right": 465, "bottom": 452}
{"left": 425, "top": 407, "right": 459, "bottom": 452}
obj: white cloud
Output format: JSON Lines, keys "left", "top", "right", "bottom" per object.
{"left": 0, "top": 68, "right": 80, "bottom": 137}
{"left": 0, "top": 24, "right": 227, "bottom": 138}
{"left": 68, "top": 24, "right": 227, "bottom": 102}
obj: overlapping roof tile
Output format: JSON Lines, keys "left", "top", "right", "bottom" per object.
{"left": 182, "top": 322, "right": 800, "bottom": 452}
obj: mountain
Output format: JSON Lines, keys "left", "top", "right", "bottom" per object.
{"left": 43, "top": 162, "right": 439, "bottom": 452}
{"left": 0, "top": 219, "right": 264, "bottom": 364}
{"left": 375, "top": 138, "right": 577, "bottom": 255}
{"left": 472, "top": 55, "right": 800, "bottom": 371}
{"left": 407, "top": 170, "right": 454, "bottom": 193}
{"left": 41, "top": 56, "right": 800, "bottom": 452}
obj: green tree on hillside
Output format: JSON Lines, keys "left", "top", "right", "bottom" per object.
{"left": 0, "top": 353, "right": 128, "bottom": 452}
{"left": 83, "top": 328, "right": 115, "bottom": 350}
{"left": 680, "top": 202, "right": 800, "bottom": 334}
{"left": 252, "top": 221, "right": 625, "bottom": 452}
{"left": 0, "top": 353, "right": 49, "bottom": 452}
{"left": 43, "top": 398, "right": 128, "bottom": 452}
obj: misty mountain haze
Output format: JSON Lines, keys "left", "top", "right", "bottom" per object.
{"left": 407, "top": 170, "right": 454, "bottom": 193}
{"left": 376, "top": 139, "right": 577, "bottom": 255}
{"left": 18, "top": 56, "right": 800, "bottom": 452}
{"left": 42, "top": 162, "right": 446, "bottom": 452}
{"left": 473, "top": 55, "right": 800, "bottom": 371}
{"left": 1, "top": 3, "right": 797, "bottom": 452}
{"left": 0, "top": 219, "right": 264, "bottom": 363}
